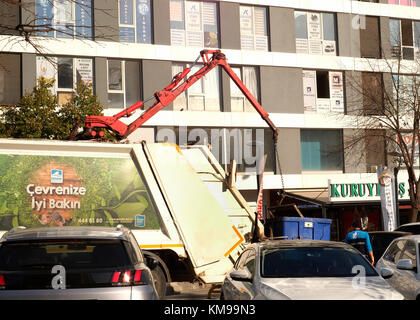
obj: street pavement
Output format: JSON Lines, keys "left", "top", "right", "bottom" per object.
{"left": 164, "top": 282, "right": 221, "bottom": 300}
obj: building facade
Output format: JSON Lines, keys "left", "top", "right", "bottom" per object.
{"left": 1, "top": 0, "right": 419, "bottom": 240}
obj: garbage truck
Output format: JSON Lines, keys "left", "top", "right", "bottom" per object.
{"left": 0, "top": 50, "right": 277, "bottom": 297}
{"left": 0, "top": 138, "right": 263, "bottom": 297}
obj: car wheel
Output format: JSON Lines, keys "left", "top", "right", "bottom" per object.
{"left": 151, "top": 265, "right": 167, "bottom": 299}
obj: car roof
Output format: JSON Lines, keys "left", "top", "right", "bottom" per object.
{"left": 396, "top": 222, "right": 420, "bottom": 227}
{"left": 389, "top": 234, "right": 420, "bottom": 242}
{"left": 254, "top": 239, "right": 352, "bottom": 250}
{"left": 0, "top": 226, "right": 132, "bottom": 243}
{"left": 368, "top": 231, "right": 410, "bottom": 235}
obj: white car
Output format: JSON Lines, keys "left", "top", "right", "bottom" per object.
{"left": 221, "top": 240, "right": 403, "bottom": 300}
{"left": 376, "top": 235, "right": 420, "bottom": 300}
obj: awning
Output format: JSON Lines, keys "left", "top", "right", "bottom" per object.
{"left": 284, "top": 188, "right": 330, "bottom": 206}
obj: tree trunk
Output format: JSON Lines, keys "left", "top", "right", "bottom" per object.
{"left": 412, "top": 203, "right": 419, "bottom": 223}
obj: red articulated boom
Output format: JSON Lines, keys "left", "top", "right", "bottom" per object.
{"left": 77, "top": 50, "right": 278, "bottom": 144}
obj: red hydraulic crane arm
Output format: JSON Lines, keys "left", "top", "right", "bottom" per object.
{"left": 81, "top": 50, "right": 278, "bottom": 142}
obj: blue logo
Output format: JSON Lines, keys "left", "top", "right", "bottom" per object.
{"left": 135, "top": 215, "right": 145, "bottom": 227}
{"left": 51, "top": 169, "right": 63, "bottom": 184}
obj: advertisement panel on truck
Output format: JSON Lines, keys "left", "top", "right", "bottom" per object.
{"left": 0, "top": 154, "right": 161, "bottom": 230}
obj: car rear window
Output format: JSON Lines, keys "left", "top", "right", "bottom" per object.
{"left": 0, "top": 239, "right": 132, "bottom": 270}
{"left": 261, "top": 246, "right": 378, "bottom": 278}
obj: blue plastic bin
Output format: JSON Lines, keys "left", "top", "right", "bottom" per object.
{"left": 271, "top": 217, "right": 332, "bottom": 241}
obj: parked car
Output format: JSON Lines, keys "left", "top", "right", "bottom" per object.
{"left": 368, "top": 231, "right": 410, "bottom": 265}
{"left": 0, "top": 225, "right": 158, "bottom": 300}
{"left": 221, "top": 240, "right": 403, "bottom": 300}
{"left": 394, "top": 223, "right": 420, "bottom": 235}
{"left": 376, "top": 235, "right": 420, "bottom": 300}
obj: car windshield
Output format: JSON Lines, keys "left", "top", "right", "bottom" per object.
{"left": 261, "top": 246, "right": 378, "bottom": 278}
{"left": 0, "top": 239, "right": 132, "bottom": 271}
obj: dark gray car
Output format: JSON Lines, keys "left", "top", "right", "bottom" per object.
{"left": 0, "top": 226, "right": 158, "bottom": 300}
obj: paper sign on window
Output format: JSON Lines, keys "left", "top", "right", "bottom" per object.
{"left": 303, "top": 71, "right": 317, "bottom": 112}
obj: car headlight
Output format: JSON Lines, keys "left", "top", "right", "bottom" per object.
{"left": 256, "top": 284, "right": 291, "bottom": 300}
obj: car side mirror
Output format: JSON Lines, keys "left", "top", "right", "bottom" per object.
{"left": 380, "top": 268, "right": 394, "bottom": 279}
{"left": 397, "top": 259, "right": 415, "bottom": 271}
{"left": 230, "top": 268, "right": 253, "bottom": 282}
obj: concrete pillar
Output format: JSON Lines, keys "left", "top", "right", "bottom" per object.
{"left": 219, "top": 2, "right": 240, "bottom": 50}
{"left": 269, "top": 7, "right": 296, "bottom": 53}
{"left": 260, "top": 66, "right": 304, "bottom": 114}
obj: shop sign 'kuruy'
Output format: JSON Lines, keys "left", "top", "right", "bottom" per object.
{"left": 328, "top": 178, "right": 409, "bottom": 203}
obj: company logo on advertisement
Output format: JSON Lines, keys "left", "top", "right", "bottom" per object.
{"left": 51, "top": 169, "right": 63, "bottom": 184}
{"left": 135, "top": 215, "right": 145, "bottom": 227}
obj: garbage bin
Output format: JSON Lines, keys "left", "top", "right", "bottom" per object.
{"left": 267, "top": 217, "right": 332, "bottom": 241}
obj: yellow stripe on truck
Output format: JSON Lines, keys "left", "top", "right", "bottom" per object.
{"left": 140, "top": 244, "right": 184, "bottom": 249}
{"left": 224, "top": 226, "right": 245, "bottom": 257}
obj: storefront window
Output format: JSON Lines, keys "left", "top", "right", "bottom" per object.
{"left": 300, "top": 129, "right": 344, "bottom": 172}
{"left": 36, "top": 0, "right": 93, "bottom": 39}
{"left": 294, "top": 11, "right": 338, "bottom": 56}
{"left": 239, "top": 6, "right": 269, "bottom": 51}
{"left": 119, "top": 0, "right": 153, "bottom": 43}
{"left": 170, "top": 0, "right": 219, "bottom": 48}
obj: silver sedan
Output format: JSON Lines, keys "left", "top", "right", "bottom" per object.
{"left": 221, "top": 240, "right": 403, "bottom": 300}
{"left": 376, "top": 235, "right": 420, "bottom": 300}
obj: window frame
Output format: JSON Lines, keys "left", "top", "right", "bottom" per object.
{"left": 390, "top": 18, "right": 420, "bottom": 60}
{"left": 294, "top": 10, "right": 338, "bottom": 56}
{"left": 171, "top": 62, "right": 221, "bottom": 111}
{"left": 300, "top": 129, "right": 345, "bottom": 173}
{"left": 107, "top": 59, "right": 127, "bottom": 109}
{"left": 169, "top": 0, "right": 219, "bottom": 48}
{"left": 239, "top": 5, "right": 269, "bottom": 51}
{"left": 36, "top": 55, "right": 94, "bottom": 105}
{"left": 118, "top": 0, "right": 153, "bottom": 44}
{"left": 230, "top": 65, "right": 261, "bottom": 113}
{"left": 36, "top": 0, "right": 93, "bottom": 39}
{"left": 302, "top": 69, "right": 345, "bottom": 114}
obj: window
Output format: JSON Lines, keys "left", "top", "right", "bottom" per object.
{"left": 172, "top": 63, "right": 220, "bottom": 111}
{"left": 295, "top": 11, "right": 337, "bottom": 56}
{"left": 36, "top": 0, "right": 93, "bottom": 39}
{"left": 401, "top": 241, "right": 417, "bottom": 268}
{"left": 36, "top": 56, "right": 93, "bottom": 104}
{"left": 261, "top": 247, "right": 378, "bottom": 278}
{"left": 244, "top": 250, "right": 256, "bottom": 276}
{"left": 239, "top": 6, "right": 268, "bottom": 51}
{"left": 388, "top": 0, "right": 420, "bottom": 7}
{"left": 390, "top": 19, "right": 420, "bottom": 60}
{"left": 301, "top": 129, "right": 344, "bottom": 172}
{"left": 230, "top": 66, "right": 260, "bottom": 112}
{"left": 383, "top": 240, "right": 406, "bottom": 263}
{"left": 107, "top": 59, "right": 141, "bottom": 109}
{"left": 170, "top": 0, "right": 219, "bottom": 48}
{"left": 302, "top": 70, "right": 344, "bottom": 114}
{"left": 119, "top": 0, "right": 152, "bottom": 43}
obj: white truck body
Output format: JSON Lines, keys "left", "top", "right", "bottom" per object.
{"left": 0, "top": 139, "right": 261, "bottom": 284}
